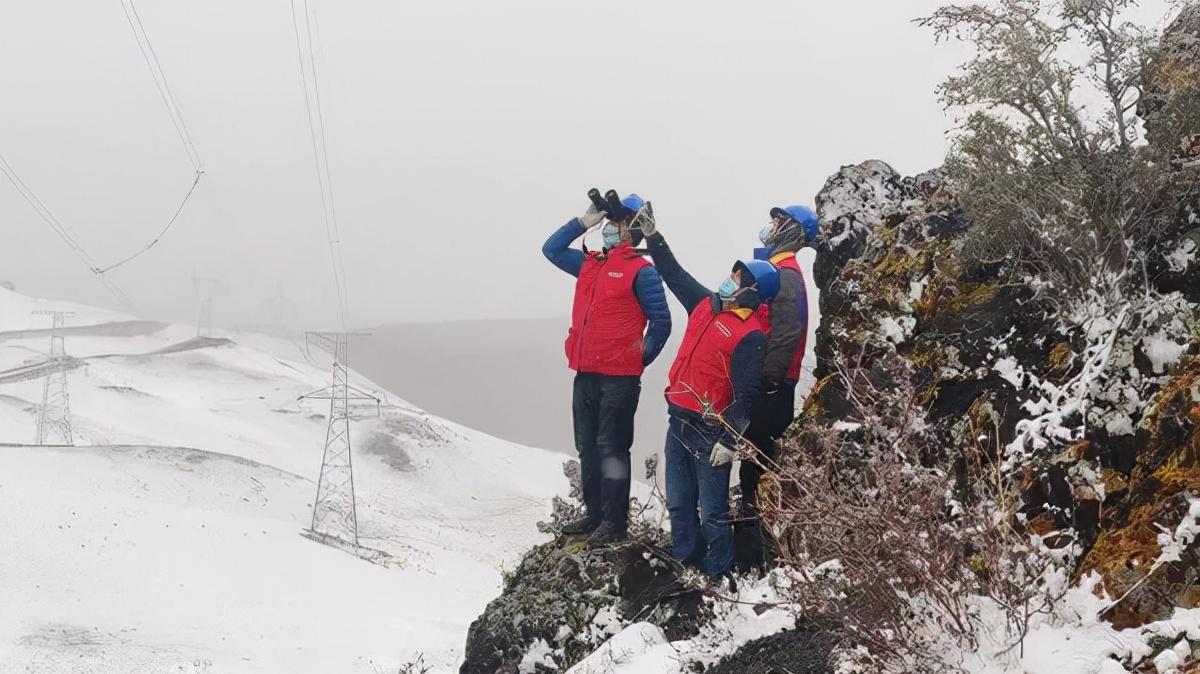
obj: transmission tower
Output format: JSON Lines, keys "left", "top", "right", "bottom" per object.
{"left": 33, "top": 310, "right": 75, "bottom": 446}
{"left": 197, "top": 298, "right": 213, "bottom": 338}
{"left": 306, "top": 330, "right": 370, "bottom": 545}
{"left": 193, "top": 276, "right": 216, "bottom": 338}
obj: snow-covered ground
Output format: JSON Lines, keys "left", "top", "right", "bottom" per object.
{"left": 0, "top": 287, "right": 567, "bottom": 672}
{"left": 564, "top": 571, "right": 1200, "bottom": 674}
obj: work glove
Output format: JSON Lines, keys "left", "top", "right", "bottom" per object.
{"left": 580, "top": 203, "right": 606, "bottom": 229}
{"left": 709, "top": 442, "right": 737, "bottom": 467}
{"left": 636, "top": 202, "right": 657, "bottom": 237}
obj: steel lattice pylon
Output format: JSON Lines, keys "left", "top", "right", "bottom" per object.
{"left": 33, "top": 310, "right": 74, "bottom": 446}
{"left": 197, "top": 298, "right": 213, "bottom": 338}
{"left": 193, "top": 276, "right": 216, "bottom": 338}
{"left": 308, "top": 331, "right": 365, "bottom": 545}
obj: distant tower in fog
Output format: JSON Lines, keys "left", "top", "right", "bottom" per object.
{"left": 33, "top": 310, "right": 74, "bottom": 446}
{"left": 193, "top": 276, "right": 217, "bottom": 338}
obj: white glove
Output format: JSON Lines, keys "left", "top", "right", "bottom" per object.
{"left": 709, "top": 443, "right": 737, "bottom": 467}
{"left": 580, "top": 203, "right": 606, "bottom": 229}
{"left": 636, "top": 202, "right": 657, "bottom": 237}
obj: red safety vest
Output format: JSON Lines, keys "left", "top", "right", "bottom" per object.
{"left": 665, "top": 299, "right": 766, "bottom": 416}
{"left": 565, "top": 243, "right": 651, "bottom": 376}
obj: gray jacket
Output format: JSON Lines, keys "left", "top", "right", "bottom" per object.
{"left": 761, "top": 264, "right": 807, "bottom": 387}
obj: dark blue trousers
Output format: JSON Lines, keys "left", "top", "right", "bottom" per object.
{"left": 572, "top": 373, "right": 640, "bottom": 534}
{"left": 664, "top": 414, "right": 733, "bottom": 577}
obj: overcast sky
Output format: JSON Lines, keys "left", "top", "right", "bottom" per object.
{"left": 0, "top": 0, "right": 1174, "bottom": 329}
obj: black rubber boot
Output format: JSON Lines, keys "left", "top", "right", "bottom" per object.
{"left": 560, "top": 515, "right": 599, "bottom": 536}
{"left": 587, "top": 521, "right": 627, "bottom": 545}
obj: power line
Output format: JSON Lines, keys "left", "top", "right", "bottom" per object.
{"left": 94, "top": 171, "right": 201, "bottom": 274}
{"left": 302, "top": 1, "right": 350, "bottom": 324}
{"left": 2, "top": 1, "right": 203, "bottom": 312}
{"left": 103, "top": 0, "right": 204, "bottom": 274}
{"left": 120, "top": 0, "right": 203, "bottom": 173}
{"left": 289, "top": 0, "right": 349, "bottom": 330}
{"left": 0, "top": 151, "right": 94, "bottom": 267}
{"left": 0, "top": 149, "right": 136, "bottom": 312}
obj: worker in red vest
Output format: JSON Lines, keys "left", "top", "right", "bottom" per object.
{"left": 542, "top": 194, "right": 671, "bottom": 543}
{"left": 638, "top": 212, "right": 779, "bottom": 580}
{"left": 735, "top": 205, "right": 818, "bottom": 571}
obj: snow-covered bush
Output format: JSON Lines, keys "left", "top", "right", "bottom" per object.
{"left": 762, "top": 353, "right": 1082, "bottom": 671}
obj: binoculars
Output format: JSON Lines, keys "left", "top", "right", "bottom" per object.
{"left": 587, "top": 188, "right": 634, "bottom": 223}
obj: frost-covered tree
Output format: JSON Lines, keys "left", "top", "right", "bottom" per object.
{"left": 919, "top": 0, "right": 1190, "bottom": 302}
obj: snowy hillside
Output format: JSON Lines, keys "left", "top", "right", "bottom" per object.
{"left": 0, "top": 287, "right": 567, "bottom": 672}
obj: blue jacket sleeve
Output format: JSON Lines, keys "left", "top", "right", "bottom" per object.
{"left": 633, "top": 266, "right": 671, "bottom": 366}
{"left": 541, "top": 219, "right": 587, "bottom": 277}
{"left": 644, "top": 232, "right": 711, "bottom": 311}
{"left": 723, "top": 330, "right": 766, "bottom": 443}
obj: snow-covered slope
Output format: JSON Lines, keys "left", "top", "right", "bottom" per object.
{"left": 0, "top": 287, "right": 566, "bottom": 672}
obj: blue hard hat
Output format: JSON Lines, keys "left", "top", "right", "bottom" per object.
{"left": 741, "top": 259, "right": 781, "bottom": 302}
{"left": 772, "top": 205, "right": 819, "bottom": 242}
{"left": 622, "top": 193, "right": 646, "bottom": 215}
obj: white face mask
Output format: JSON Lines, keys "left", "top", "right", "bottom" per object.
{"left": 602, "top": 223, "right": 622, "bottom": 248}
{"left": 758, "top": 225, "right": 772, "bottom": 245}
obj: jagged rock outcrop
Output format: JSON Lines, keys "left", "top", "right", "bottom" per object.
{"left": 459, "top": 537, "right": 708, "bottom": 674}
{"left": 807, "top": 159, "right": 1053, "bottom": 465}
{"left": 797, "top": 152, "right": 1200, "bottom": 629}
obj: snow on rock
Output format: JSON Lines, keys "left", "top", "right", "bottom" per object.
{"left": 1157, "top": 499, "right": 1200, "bottom": 565}
{"left": 586, "top": 605, "right": 626, "bottom": 643}
{"left": 1165, "top": 237, "right": 1197, "bottom": 273}
{"left": 1151, "top": 639, "right": 1190, "bottom": 673}
{"left": 0, "top": 287, "right": 566, "bottom": 672}
{"left": 519, "top": 638, "right": 560, "bottom": 673}
{"left": 687, "top": 572, "right": 799, "bottom": 666}
{"left": 564, "top": 623, "right": 672, "bottom": 674}
{"left": 815, "top": 160, "right": 916, "bottom": 248}
{"left": 993, "top": 355, "right": 1027, "bottom": 388}
{"left": 562, "top": 569, "right": 830, "bottom": 674}
{"left": 879, "top": 315, "right": 915, "bottom": 345}
{"left": 1003, "top": 302, "right": 1132, "bottom": 471}
{"left": 1143, "top": 333, "right": 1190, "bottom": 375}
{"left": 918, "top": 571, "right": 1200, "bottom": 674}
{"left": 459, "top": 538, "right": 708, "bottom": 674}
{"left": 908, "top": 276, "right": 928, "bottom": 305}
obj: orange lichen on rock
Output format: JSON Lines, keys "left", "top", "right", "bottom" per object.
{"left": 1047, "top": 342, "right": 1073, "bottom": 381}
{"left": 1076, "top": 357, "right": 1200, "bottom": 627}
